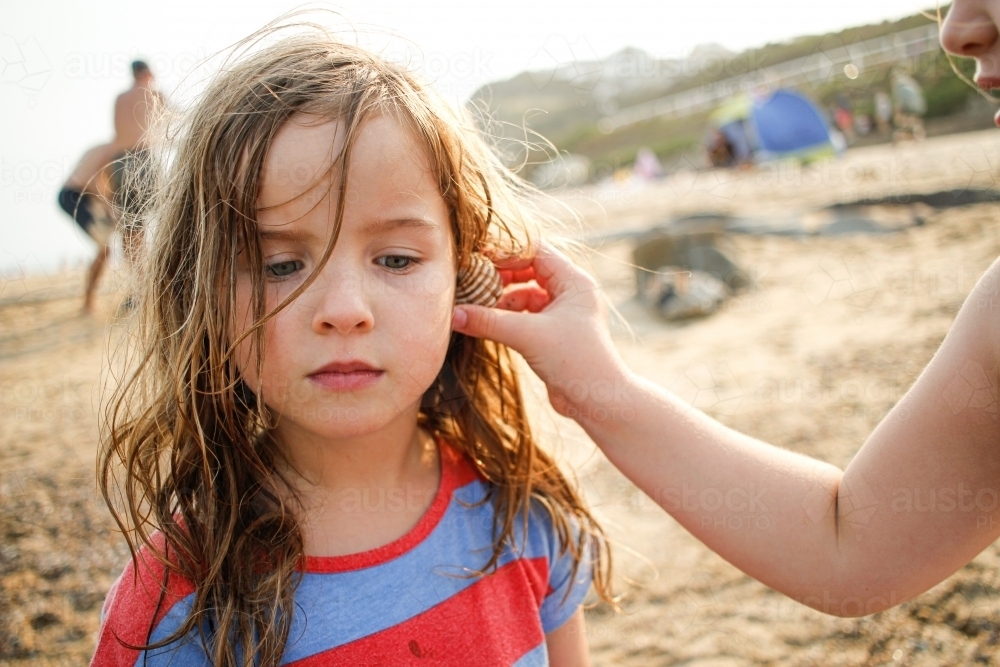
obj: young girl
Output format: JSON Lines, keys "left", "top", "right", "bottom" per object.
{"left": 454, "top": 0, "right": 1000, "bottom": 620}
{"left": 92, "top": 32, "right": 611, "bottom": 667}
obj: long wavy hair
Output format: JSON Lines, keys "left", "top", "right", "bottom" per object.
{"left": 100, "top": 26, "right": 613, "bottom": 667}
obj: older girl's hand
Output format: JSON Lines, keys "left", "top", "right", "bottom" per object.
{"left": 451, "top": 243, "right": 632, "bottom": 421}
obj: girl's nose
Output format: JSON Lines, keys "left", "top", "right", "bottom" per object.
{"left": 310, "top": 271, "right": 375, "bottom": 336}
{"left": 941, "top": 3, "right": 1000, "bottom": 58}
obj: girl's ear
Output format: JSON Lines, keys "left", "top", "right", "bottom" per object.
{"left": 455, "top": 253, "right": 502, "bottom": 307}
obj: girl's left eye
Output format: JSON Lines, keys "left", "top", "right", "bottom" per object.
{"left": 265, "top": 260, "right": 303, "bottom": 279}
{"left": 377, "top": 255, "right": 415, "bottom": 271}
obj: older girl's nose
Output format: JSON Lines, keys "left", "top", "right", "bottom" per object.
{"left": 941, "top": 3, "right": 1000, "bottom": 58}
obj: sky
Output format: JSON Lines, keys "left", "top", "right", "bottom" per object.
{"left": 1, "top": 0, "right": 938, "bottom": 275}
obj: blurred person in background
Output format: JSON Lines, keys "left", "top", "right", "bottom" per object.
{"left": 57, "top": 143, "right": 118, "bottom": 314}
{"left": 451, "top": 0, "right": 1000, "bottom": 619}
{"left": 109, "top": 60, "right": 163, "bottom": 265}
{"left": 833, "top": 94, "right": 856, "bottom": 144}
{"left": 891, "top": 68, "right": 927, "bottom": 141}
{"left": 874, "top": 90, "right": 893, "bottom": 137}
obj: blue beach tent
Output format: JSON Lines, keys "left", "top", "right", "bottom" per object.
{"left": 708, "top": 89, "right": 835, "bottom": 165}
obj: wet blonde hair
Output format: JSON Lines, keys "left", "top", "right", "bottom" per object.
{"left": 101, "top": 27, "right": 612, "bottom": 667}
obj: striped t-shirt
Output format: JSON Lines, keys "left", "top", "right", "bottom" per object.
{"left": 90, "top": 442, "right": 592, "bottom": 666}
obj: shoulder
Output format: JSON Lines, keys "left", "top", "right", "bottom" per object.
{"left": 437, "top": 439, "right": 592, "bottom": 632}
{"left": 437, "top": 439, "right": 487, "bottom": 495}
{"left": 436, "top": 438, "right": 580, "bottom": 558}
{"left": 90, "top": 532, "right": 197, "bottom": 667}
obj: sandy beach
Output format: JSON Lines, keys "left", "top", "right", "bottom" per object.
{"left": 3, "top": 129, "right": 1000, "bottom": 665}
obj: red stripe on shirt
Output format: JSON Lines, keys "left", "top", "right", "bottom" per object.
{"left": 91, "top": 533, "right": 197, "bottom": 667}
{"left": 286, "top": 556, "right": 551, "bottom": 666}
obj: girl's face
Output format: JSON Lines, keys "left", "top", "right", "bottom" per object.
{"left": 234, "top": 113, "right": 455, "bottom": 443}
{"left": 940, "top": 0, "right": 1000, "bottom": 125}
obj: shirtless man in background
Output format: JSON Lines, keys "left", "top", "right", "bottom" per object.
{"left": 109, "top": 60, "right": 163, "bottom": 264}
{"left": 112, "top": 60, "right": 161, "bottom": 152}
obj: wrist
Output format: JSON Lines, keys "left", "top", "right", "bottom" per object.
{"left": 556, "top": 360, "right": 639, "bottom": 434}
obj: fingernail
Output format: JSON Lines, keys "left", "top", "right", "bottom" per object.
{"left": 452, "top": 307, "right": 468, "bottom": 329}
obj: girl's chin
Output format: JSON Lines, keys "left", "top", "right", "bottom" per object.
{"left": 308, "top": 419, "right": 390, "bottom": 441}
{"left": 268, "top": 410, "right": 389, "bottom": 442}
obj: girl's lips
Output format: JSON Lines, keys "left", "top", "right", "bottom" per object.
{"left": 308, "top": 369, "right": 384, "bottom": 391}
{"left": 308, "top": 360, "right": 384, "bottom": 391}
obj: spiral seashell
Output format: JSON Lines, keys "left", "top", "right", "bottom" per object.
{"left": 455, "top": 253, "right": 503, "bottom": 307}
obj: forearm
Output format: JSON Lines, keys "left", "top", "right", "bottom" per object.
{"left": 572, "top": 369, "right": 893, "bottom": 611}
{"left": 576, "top": 358, "right": 1000, "bottom": 614}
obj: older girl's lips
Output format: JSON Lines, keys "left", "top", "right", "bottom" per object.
{"left": 970, "top": 77, "right": 1000, "bottom": 126}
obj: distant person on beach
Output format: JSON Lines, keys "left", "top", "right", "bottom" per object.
{"left": 874, "top": 90, "right": 893, "bottom": 137}
{"left": 706, "top": 128, "right": 734, "bottom": 167}
{"left": 109, "top": 60, "right": 163, "bottom": 263}
{"left": 452, "top": 0, "right": 1000, "bottom": 619}
{"left": 57, "top": 143, "right": 118, "bottom": 313}
{"left": 833, "top": 95, "right": 855, "bottom": 144}
{"left": 891, "top": 69, "right": 927, "bottom": 141}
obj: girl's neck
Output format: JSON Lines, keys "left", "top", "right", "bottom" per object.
{"left": 275, "top": 407, "right": 433, "bottom": 492}
{"left": 273, "top": 410, "right": 442, "bottom": 558}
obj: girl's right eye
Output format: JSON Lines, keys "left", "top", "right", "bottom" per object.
{"left": 265, "top": 260, "right": 302, "bottom": 279}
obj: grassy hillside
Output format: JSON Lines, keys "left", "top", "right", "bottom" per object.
{"left": 469, "top": 7, "right": 990, "bottom": 181}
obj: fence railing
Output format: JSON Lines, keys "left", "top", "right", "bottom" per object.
{"left": 598, "top": 23, "right": 942, "bottom": 132}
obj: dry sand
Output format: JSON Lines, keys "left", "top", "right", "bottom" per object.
{"left": 3, "top": 130, "right": 1000, "bottom": 665}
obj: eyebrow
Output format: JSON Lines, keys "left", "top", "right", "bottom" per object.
{"left": 358, "top": 218, "right": 439, "bottom": 236}
{"left": 257, "top": 218, "right": 439, "bottom": 242}
{"left": 258, "top": 226, "right": 315, "bottom": 242}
